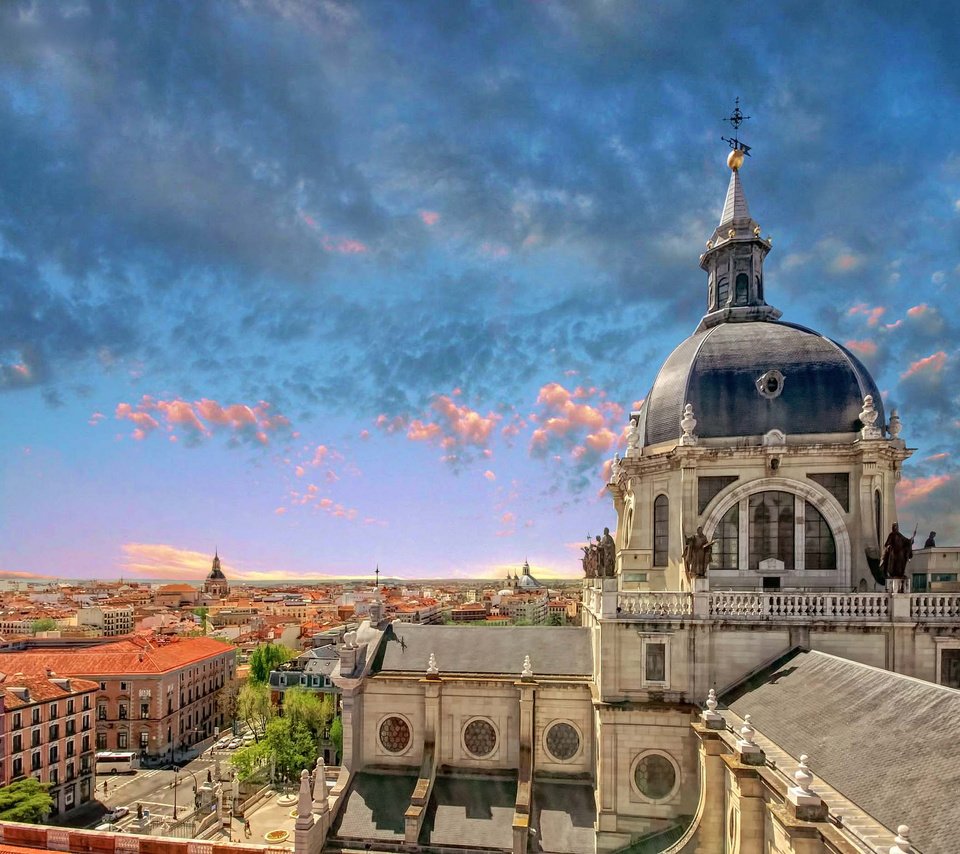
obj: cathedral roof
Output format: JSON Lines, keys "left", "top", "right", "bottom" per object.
{"left": 723, "top": 649, "right": 960, "bottom": 854}
{"left": 636, "top": 319, "right": 884, "bottom": 446}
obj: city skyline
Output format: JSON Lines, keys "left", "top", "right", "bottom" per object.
{"left": 2, "top": 2, "right": 960, "bottom": 581}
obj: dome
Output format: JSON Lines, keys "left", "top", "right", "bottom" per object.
{"left": 636, "top": 319, "right": 884, "bottom": 447}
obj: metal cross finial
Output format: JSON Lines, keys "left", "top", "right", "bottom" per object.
{"left": 721, "top": 96, "right": 752, "bottom": 156}
{"left": 374, "top": 564, "right": 380, "bottom": 587}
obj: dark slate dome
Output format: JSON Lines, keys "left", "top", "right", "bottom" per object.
{"left": 636, "top": 319, "right": 884, "bottom": 446}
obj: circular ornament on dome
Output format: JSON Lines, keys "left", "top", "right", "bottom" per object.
{"left": 463, "top": 719, "right": 497, "bottom": 757}
{"left": 379, "top": 716, "right": 411, "bottom": 753}
{"left": 545, "top": 722, "right": 580, "bottom": 761}
{"left": 756, "top": 369, "right": 785, "bottom": 400}
{"left": 633, "top": 752, "right": 678, "bottom": 801}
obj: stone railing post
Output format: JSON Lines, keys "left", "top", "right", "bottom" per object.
{"left": 600, "top": 577, "right": 619, "bottom": 619}
{"left": 890, "top": 592, "right": 911, "bottom": 622}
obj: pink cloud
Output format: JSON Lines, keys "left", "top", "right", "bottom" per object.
{"left": 419, "top": 210, "right": 440, "bottom": 226}
{"left": 479, "top": 241, "right": 509, "bottom": 259}
{"left": 88, "top": 412, "right": 105, "bottom": 426}
{"left": 897, "top": 474, "right": 952, "bottom": 506}
{"left": 114, "top": 396, "right": 292, "bottom": 445}
{"left": 901, "top": 351, "right": 947, "bottom": 379}
{"left": 321, "top": 235, "right": 368, "bottom": 255}
{"left": 847, "top": 303, "right": 886, "bottom": 327}
{"left": 529, "top": 383, "right": 621, "bottom": 453}
{"left": 907, "top": 304, "right": 928, "bottom": 317}
{"left": 845, "top": 339, "right": 877, "bottom": 357}
{"left": 924, "top": 452, "right": 950, "bottom": 462}
{"left": 295, "top": 466, "right": 305, "bottom": 478}
{"left": 484, "top": 470, "right": 496, "bottom": 481}
{"left": 274, "top": 507, "right": 287, "bottom": 516}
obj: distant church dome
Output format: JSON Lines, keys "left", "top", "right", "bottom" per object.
{"left": 204, "top": 550, "right": 229, "bottom": 599}
{"left": 634, "top": 160, "right": 884, "bottom": 447}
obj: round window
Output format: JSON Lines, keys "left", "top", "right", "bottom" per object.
{"left": 756, "top": 369, "right": 786, "bottom": 400}
{"left": 633, "top": 753, "right": 677, "bottom": 800}
{"left": 463, "top": 719, "right": 497, "bottom": 757}
{"left": 545, "top": 722, "right": 580, "bottom": 761}
{"left": 378, "top": 716, "right": 410, "bottom": 753}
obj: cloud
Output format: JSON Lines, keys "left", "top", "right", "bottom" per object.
{"left": 844, "top": 339, "right": 877, "bottom": 357}
{"left": 484, "top": 470, "right": 496, "bottom": 481}
{"left": 378, "top": 393, "right": 502, "bottom": 458}
{"left": 114, "top": 395, "right": 292, "bottom": 446}
{"left": 900, "top": 351, "right": 947, "bottom": 380}
{"left": 847, "top": 303, "right": 886, "bottom": 327}
{"left": 896, "top": 474, "right": 952, "bottom": 507}
{"left": 419, "top": 210, "right": 440, "bottom": 226}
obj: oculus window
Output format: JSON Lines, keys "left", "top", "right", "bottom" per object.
{"left": 633, "top": 753, "right": 677, "bottom": 801}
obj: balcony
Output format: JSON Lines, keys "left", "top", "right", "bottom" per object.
{"left": 584, "top": 587, "right": 960, "bottom": 625}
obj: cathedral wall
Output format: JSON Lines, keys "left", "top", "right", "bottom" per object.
{"left": 533, "top": 684, "right": 594, "bottom": 776}
{"left": 595, "top": 706, "right": 698, "bottom": 837}
{"left": 437, "top": 680, "right": 521, "bottom": 770}
{"left": 360, "top": 679, "right": 426, "bottom": 769}
{"left": 808, "top": 630, "right": 887, "bottom": 669}
{"left": 709, "top": 629, "right": 792, "bottom": 693}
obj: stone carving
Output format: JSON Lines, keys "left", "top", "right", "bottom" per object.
{"left": 521, "top": 655, "right": 533, "bottom": 679}
{"left": 426, "top": 653, "right": 439, "bottom": 676}
{"left": 609, "top": 452, "right": 621, "bottom": 482}
{"left": 792, "top": 755, "right": 814, "bottom": 795}
{"left": 679, "top": 403, "right": 698, "bottom": 445}
{"left": 888, "top": 408, "right": 902, "bottom": 439}
{"left": 859, "top": 394, "right": 881, "bottom": 439}
{"left": 682, "top": 526, "right": 714, "bottom": 579}
{"left": 880, "top": 523, "right": 915, "bottom": 580}
{"left": 601, "top": 527, "right": 616, "bottom": 576}
{"left": 890, "top": 825, "right": 914, "bottom": 854}
{"left": 625, "top": 416, "right": 641, "bottom": 456}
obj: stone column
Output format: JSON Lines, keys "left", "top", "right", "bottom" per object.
{"left": 692, "top": 724, "right": 725, "bottom": 854}
{"left": 721, "top": 755, "right": 765, "bottom": 853}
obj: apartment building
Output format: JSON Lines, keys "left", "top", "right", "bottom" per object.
{"left": 0, "top": 635, "right": 235, "bottom": 763}
{"left": 0, "top": 672, "right": 98, "bottom": 817}
{"left": 75, "top": 605, "right": 135, "bottom": 637}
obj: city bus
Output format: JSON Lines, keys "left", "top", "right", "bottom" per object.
{"left": 95, "top": 751, "right": 140, "bottom": 775}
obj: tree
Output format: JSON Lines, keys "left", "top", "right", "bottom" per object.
{"left": 0, "top": 779, "right": 53, "bottom": 823}
{"left": 249, "top": 643, "right": 293, "bottom": 684}
{"left": 192, "top": 607, "right": 209, "bottom": 635}
{"left": 329, "top": 716, "right": 343, "bottom": 762}
{"left": 547, "top": 613, "right": 564, "bottom": 626}
{"left": 30, "top": 618, "right": 57, "bottom": 634}
{"left": 231, "top": 716, "right": 317, "bottom": 786}
{"left": 217, "top": 677, "right": 242, "bottom": 727}
{"left": 237, "top": 682, "right": 274, "bottom": 742}
{"left": 282, "top": 688, "right": 335, "bottom": 742}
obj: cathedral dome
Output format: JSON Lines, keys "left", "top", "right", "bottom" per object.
{"left": 636, "top": 319, "right": 884, "bottom": 446}
{"left": 634, "top": 149, "right": 884, "bottom": 448}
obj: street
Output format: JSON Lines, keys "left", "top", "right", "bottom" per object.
{"left": 92, "top": 745, "right": 237, "bottom": 830}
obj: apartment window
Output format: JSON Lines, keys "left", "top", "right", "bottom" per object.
{"left": 96, "top": 733, "right": 107, "bottom": 751}
{"left": 99, "top": 682, "right": 106, "bottom": 692}
{"left": 120, "top": 682, "right": 128, "bottom": 692}
{"left": 117, "top": 731, "right": 128, "bottom": 749}
{"left": 82, "top": 714, "right": 90, "bottom": 731}
{"left": 140, "top": 731, "right": 149, "bottom": 749}
{"left": 12, "top": 757, "right": 22, "bottom": 778}
{"left": 118, "top": 703, "right": 128, "bottom": 720}
{"left": 48, "top": 724, "right": 59, "bottom": 741}
{"left": 49, "top": 703, "right": 58, "bottom": 719}
{"left": 97, "top": 705, "right": 107, "bottom": 721}
{"left": 31, "top": 729, "right": 40, "bottom": 748}
{"left": 31, "top": 708, "right": 40, "bottom": 726}
{"left": 66, "top": 740, "right": 75, "bottom": 758}
{"left": 49, "top": 745, "right": 58, "bottom": 764}
{"left": 12, "top": 713, "right": 21, "bottom": 730}
{"left": 66, "top": 699, "right": 75, "bottom": 715}
{"left": 12, "top": 734, "right": 22, "bottom": 753}
{"left": 140, "top": 703, "right": 149, "bottom": 719}
{"left": 66, "top": 720, "right": 75, "bottom": 736}
{"left": 167, "top": 699, "right": 173, "bottom": 715}
{"left": 82, "top": 735, "right": 89, "bottom": 752}
{"left": 82, "top": 696, "right": 90, "bottom": 711}
{"left": 66, "top": 762, "right": 75, "bottom": 781}
{"left": 49, "top": 766, "right": 58, "bottom": 785}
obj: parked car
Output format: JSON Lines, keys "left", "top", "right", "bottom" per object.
{"left": 215, "top": 737, "right": 231, "bottom": 750}
{"left": 105, "top": 807, "right": 129, "bottom": 822}
{"left": 228, "top": 738, "right": 242, "bottom": 749}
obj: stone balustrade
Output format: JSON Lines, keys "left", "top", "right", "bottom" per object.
{"left": 910, "top": 593, "right": 960, "bottom": 621}
{"left": 590, "top": 590, "right": 960, "bottom": 624}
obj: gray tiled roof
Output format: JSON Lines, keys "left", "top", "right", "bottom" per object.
{"left": 534, "top": 781, "right": 597, "bottom": 854}
{"left": 330, "top": 770, "right": 416, "bottom": 842}
{"left": 421, "top": 775, "right": 517, "bottom": 849}
{"left": 723, "top": 649, "right": 960, "bottom": 854}
{"left": 639, "top": 320, "right": 884, "bottom": 446}
{"left": 373, "top": 623, "right": 593, "bottom": 677}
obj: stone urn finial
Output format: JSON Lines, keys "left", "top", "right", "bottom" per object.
{"left": 679, "top": 402, "right": 698, "bottom": 446}
{"left": 888, "top": 409, "right": 902, "bottom": 439}
{"left": 793, "top": 755, "right": 814, "bottom": 794}
{"left": 738, "top": 714, "right": 756, "bottom": 746}
{"left": 521, "top": 655, "right": 533, "bottom": 679}
{"left": 706, "top": 689, "right": 718, "bottom": 714}
{"left": 426, "top": 652, "right": 439, "bottom": 676}
{"left": 890, "top": 824, "right": 913, "bottom": 854}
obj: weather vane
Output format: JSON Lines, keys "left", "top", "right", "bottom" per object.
{"left": 721, "top": 97, "right": 751, "bottom": 157}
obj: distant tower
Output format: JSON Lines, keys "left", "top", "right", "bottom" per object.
{"left": 203, "top": 550, "right": 229, "bottom": 599}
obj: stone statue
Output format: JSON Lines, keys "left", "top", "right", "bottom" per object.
{"left": 625, "top": 416, "right": 640, "bottom": 456}
{"left": 601, "top": 527, "right": 616, "bottom": 577}
{"left": 580, "top": 543, "right": 595, "bottom": 578}
{"left": 924, "top": 531, "right": 936, "bottom": 549}
{"left": 683, "top": 526, "right": 714, "bottom": 578}
{"left": 880, "top": 523, "right": 915, "bottom": 580}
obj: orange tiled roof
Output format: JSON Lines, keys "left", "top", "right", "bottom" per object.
{"left": 0, "top": 673, "right": 99, "bottom": 708}
{"left": 0, "top": 636, "right": 234, "bottom": 677}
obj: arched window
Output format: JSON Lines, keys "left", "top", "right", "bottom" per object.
{"left": 716, "top": 503, "right": 739, "bottom": 569}
{"left": 716, "top": 277, "right": 729, "bottom": 308}
{"left": 804, "top": 502, "right": 836, "bottom": 569}
{"left": 748, "top": 491, "right": 795, "bottom": 570}
{"left": 734, "top": 273, "right": 749, "bottom": 305}
{"left": 653, "top": 495, "right": 669, "bottom": 567}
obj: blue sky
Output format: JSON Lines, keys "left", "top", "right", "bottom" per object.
{"left": 1, "top": 0, "right": 959, "bottom": 581}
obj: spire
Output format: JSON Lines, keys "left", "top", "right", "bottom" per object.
{"left": 696, "top": 100, "right": 780, "bottom": 332}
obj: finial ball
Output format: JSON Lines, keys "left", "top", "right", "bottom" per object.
{"left": 727, "top": 149, "right": 744, "bottom": 171}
